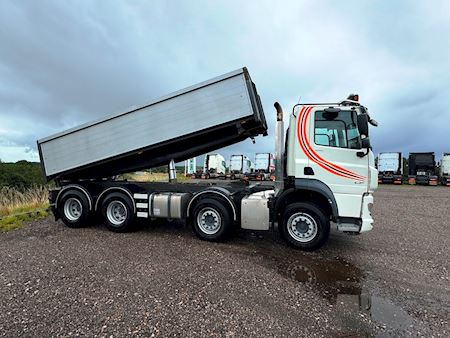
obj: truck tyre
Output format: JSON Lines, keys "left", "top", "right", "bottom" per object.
{"left": 192, "top": 198, "right": 233, "bottom": 241}
{"left": 59, "top": 190, "right": 91, "bottom": 228}
{"left": 280, "top": 202, "right": 330, "bottom": 251}
{"left": 101, "top": 192, "right": 135, "bottom": 232}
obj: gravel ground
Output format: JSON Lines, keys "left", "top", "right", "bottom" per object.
{"left": 0, "top": 185, "right": 449, "bottom": 337}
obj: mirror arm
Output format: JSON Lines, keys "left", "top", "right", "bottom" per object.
{"left": 357, "top": 148, "right": 370, "bottom": 158}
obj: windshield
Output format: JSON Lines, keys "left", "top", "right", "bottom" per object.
{"left": 314, "top": 110, "right": 362, "bottom": 149}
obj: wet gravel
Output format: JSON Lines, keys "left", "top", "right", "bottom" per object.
{"left": 0, "top": 185, "right": 449, "bottom": 337}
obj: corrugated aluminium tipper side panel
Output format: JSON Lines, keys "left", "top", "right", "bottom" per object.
{"left": 37, "top": 68, "right": 267, "bottom": 181}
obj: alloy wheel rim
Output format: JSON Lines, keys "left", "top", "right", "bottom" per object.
{"left": 64, "top": 198, "right": 83, "bottom": 221}
{"left": 197, "top": 207, "right": 221, "bottom": 235}
{"left": 106, "top": 200, "right": 127, "bottom": 226}
{"left": 287, "top": 212, "right": 318, "bottom": 243}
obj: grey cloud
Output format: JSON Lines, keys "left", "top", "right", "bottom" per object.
{"left": 0, "top": 0, "right": 449, "bottom": 163}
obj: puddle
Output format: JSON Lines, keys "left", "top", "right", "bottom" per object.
{"left": 278, "top": 256, "right": 414, "bottom": 334}
{"left": 279, "top": 256, "right": 363, "bottom": 302}
{"left": 226, "top": 236, "right": 415, "bottom": 335}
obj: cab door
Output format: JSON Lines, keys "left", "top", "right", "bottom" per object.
{"left": 298, "top": 106, "right": 369, "bottom": 217}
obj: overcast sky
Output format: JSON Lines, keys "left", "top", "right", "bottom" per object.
{"left": 0, "top": 0, "right": 449, "bottom": 164}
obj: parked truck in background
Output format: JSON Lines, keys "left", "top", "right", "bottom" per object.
{"left": 184, "top": 158, "right": 197, "bottom": 176}
{"left": 202, "top": 154, "right": 226, "bottom": 179}
{"left": 408, "top": 152, "right": 437, "bottom": 185}
{"left": 439, "top": 153, "right": 450, "bottom": 186}
{"left": 377, "top": 152, "right": 403, "bottom": 184}
{"left": 228, "top": 155, "right": 253, "bottom": 180}
{"left": 37, "top": 68, "right": 378, "bottom": 251}
{"left": 251, "top": 152, "right": 275, "bottom": 181}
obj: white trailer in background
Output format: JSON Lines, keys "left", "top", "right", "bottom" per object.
{"left": 184, "top": 158, "right": 196, "bottom": 176}
{"left": 377, "top": 152, "right": 403, "bottom": 184}
{"left": 202, "top": 153, "right": 226, "bottom": 179}
{"left": 228, "top": 155, "right": 253, "bottom": 179}
{"left": 251, "top": 153, "right": 275, "bottom": 180}
{"left": 440, "top": 153, "right": 450, "bottom": 186}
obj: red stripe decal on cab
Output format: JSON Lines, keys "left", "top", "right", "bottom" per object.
{"left": 297, "top": 105, "right": 366, "bottom": 181}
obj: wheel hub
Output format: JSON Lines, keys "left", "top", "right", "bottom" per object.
{"left": 295, "top": 221, "right": 309, "bottom": 233}
{"left": 197, "top": 208, "right": 221, "bottom": 235}
{"left": 64, "top": 198, "right": 83, "bottom": 221}
{"left": 287, "top": 212, "right": 318, "bottom": 243}
{"left": 107, "top": 201, "right": 127, "bottom": 226}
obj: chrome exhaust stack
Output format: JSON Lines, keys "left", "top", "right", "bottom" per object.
{"left": 169, "top": 159, "right": 177, "bottom": 182}
{"left": 274, "top": 102, "right": 284, "bottom": 193}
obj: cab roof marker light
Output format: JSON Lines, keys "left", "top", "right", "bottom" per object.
{"left": 347, "top": 94, "right": 359, "bottom": 101}
{"left": 339, "top": 93, "right": 360, "bottom": 106}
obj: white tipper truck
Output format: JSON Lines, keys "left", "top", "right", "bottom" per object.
{"left": 37, "top": 68, "right": 378, "bottom": 251}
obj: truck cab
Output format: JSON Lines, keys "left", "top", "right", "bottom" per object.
{"left": 202, "top": 154, "right": 226, "bottom": 179}
{"left": 377, "top": 152, "right": 403, "bottom": 184}
{"left": 229, "top": 155, "right": 252, "bottom": 179}
{"left": 407, "top": 152, "right": 437, "bottom": 185}
{"left": 253, "top": 153, "right": 275, "bottom": 180}
{"left": 440, "top": 153, "right": 450, "bottom": 186}
{"left": 273, "top": 96, "right": 377, "bottom": 249}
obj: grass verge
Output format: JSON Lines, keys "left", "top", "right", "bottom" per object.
{"left": 0, "top": 207, "right": 49, "bottom": 232}
{"left": 0, "top": 186, "right": 49, "bottom": 232}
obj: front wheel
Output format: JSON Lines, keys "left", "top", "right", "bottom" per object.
{"left": 279, "top": 202, "right": 330, "bottom": 251}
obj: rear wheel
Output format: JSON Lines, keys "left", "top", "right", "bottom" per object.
{"left": 279, "top": 202, "right": 330, "bottom": 251}
{"left": 59, "top": 190, "right": 91, "bottom": 228}
{"left": 192, "top": 198, "right": 233, "bottom": 241}
{"left": 101, "top": 192, "right": 135, "bottom": 232}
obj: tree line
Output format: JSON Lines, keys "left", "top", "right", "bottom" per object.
{"left": 0, "top": 161, "right": 45, "bottom": 190}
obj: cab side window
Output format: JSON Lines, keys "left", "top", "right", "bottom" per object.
{"left": 314, "top": 110, "right": 362, "bottom": 149}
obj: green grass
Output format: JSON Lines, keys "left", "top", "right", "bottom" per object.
{"left": 0, "top": 186, "right": 49, "bottom": 232}
{"left": 0, "top": 207, "right": 48, "bottom": 232}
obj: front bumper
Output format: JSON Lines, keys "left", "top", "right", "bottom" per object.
{"left": 360, "top": 193, "right": 374, "bottom": 233}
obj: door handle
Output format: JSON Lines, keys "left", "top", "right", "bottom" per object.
{"left": 304, "top": 167, "right": 314, "bottom": 175}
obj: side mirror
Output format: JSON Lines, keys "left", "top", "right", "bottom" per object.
{"left": 357, "top": 137, "right": 371, "bottom": 157}
{"left": 369, "top": 118, "right": 378, "bottom": 127}
{"left": 361, "top": 137, "right": 371, "bottom": 148}
{"left": 357, "top": 114, "right": 369, "bottom": 137}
